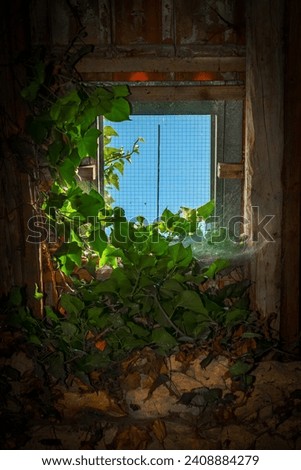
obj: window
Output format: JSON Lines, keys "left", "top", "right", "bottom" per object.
{"left": 98, "top": 99, "right": 243, "bottom": 228}
{"left": 77, "top": 87, "right": 244, "bottom": 234}
{"left": 104, "top": 113, "right": 211, "bottom": 223}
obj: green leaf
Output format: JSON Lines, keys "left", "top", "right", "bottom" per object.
{"left": 34, "top": 283, "right": 43, "bottom": 300}
{"left": 111, "top": 220, "right": 132, "bottom": 248}
{"left": 50, "top": 90, "right": 81, "bottom": 124}
{"left": 181, "top": 311, "right": 199, "bottom": 334}
{"left": 167, "top": 243, "right": 193, "bottom": 268}
{"left": 56, "top": 241, "right": 82, "bottom": 266}
{"left": 197, "top": 200, "right": 215, "bottom": 220}
{"left": 48, "top": 140, "right": 64, "bottom": 166}
{"left": 89, "top": 228, "right": 108, "bottom": 255}
{"left": 28, "top": 334, "right": 42, "bottom": 346}
{"left": 175, "top": 291, "right": 209, "bottom": 316}
{"left": 104, "top": 97, "right": 131, "bottom": 122}
{"left": 92, "top": 87, "right": 113, "bottom": 100}
{"left": 99, "top": 246, "right": 124, "bottom": 267}
{"left": 138, "top": 254, "right": 157, "bottom": 270}
{"left": 45, "top": 306, "right": 60, "bottom": 323}
{"left": 161, "top": 208, "right": 174, "bottom": 221}
{"left": 203, "top": 296, "right": 223, "bottom": 313}
{"left": 241, "top": 332, "right": 262, "bottom": 339}
{"left": 202, "top": 258, "right": 230, "bottom": 279}
{"left": 77, "top": 352, "right": 110, "bottom": 372}
{"left": 151, "top": 328, "right": 178, "bottom": 351}
{"left": 72, "top": 191, "right": 105, "bottom": 218}
{"left": 60, "top": 293, "right": 84, "bottom": 315}
{"left": 225, "top": 308, "right": 249, "bottom": 327}
{"left": 229, "top": 360, "right": 253, "bottom": 377}
{"left": 93, "top": 277, "right": 118, "bottom": 294}
{"left": 76, "top": 109, "right": 96, "bottom": 132}
{"left": 61, "top": 321, "right": 78, "bottom": 337}
{"left": 110, "top": 267, "right": 132, "bottom": 295}
{"left": 58, "top": 157, "right": 79, "bottom": 185}
{"left": 113, "top": 85, "right": 130, "bottom": 97}
{"left": 86, "top": 306, "right": 105, "bottom": 327}
{"left": 162, "top": 279, "right": 184, "bottom": 293}
{"left": 149, "top": 238, "right": 169, "bottom": 256}
{"left": 76, "top": 351, "right": 110, "bottom": 375}
{"left": 104, "top": 125, "right": 118, "bottom": 137}
{"left": 77, "top": 128, "right": 101, "bottom": 158}
{"left": 88, "top": 310, "right": 111, "bottom": 329}
{"left": 127, "top": 321, "right": 150, "bottom": 338}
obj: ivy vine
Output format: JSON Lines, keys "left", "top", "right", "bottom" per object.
{"left": 8, "top": 52, "right": 262, "bottom": 384}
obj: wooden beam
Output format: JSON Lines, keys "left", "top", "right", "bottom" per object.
{"left": 280, "top": 0, "right": 301, "bottom": 351}
{"left": 244, "top": 0, "right": 284, "bottom": 328}
{"left": 217, "top": 163, "right": 244, "bottom": 179}
{"left": 77, "top": 56, "right": 246, "bottom": 74}
{"left": 128, "top": 85, "right": 245, "bottom": 102}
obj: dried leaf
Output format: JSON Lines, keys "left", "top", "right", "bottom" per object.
{"left": 200, "top": 353, "right": 215, "bottom": 369}
{"left": 73, "top": 267, "right": 94, "bottom": 282}
{"left": 114, "top": 425, "right": 150, "bottom": 450}
{"left": 178, "top": 391, "right": 197, "bottom": 406}
{"left": 121, "top": 371, "right": 141, "bottom": 390}
{"left": 144, "top": 374, "right": 170, "bottom": 402}
{"left": 59, "top": 390, "right": 127, "bottom": 417}
{"left": 174, "top": 348, "right": 196, "bottom": 371}
{"left": 95, "top": 340, "right": 107, "bottom": 351}
{"left": 152, "top": 419, "right": 167, "bottom": 444}
{"left": 178, "top": 387, "right": 223, "bottom": 407}
{"left": 234, "top": 338, "right": 257, "bottom": 356}
{"left": 85, "top": 330, "right": 95, "bottom": 341}
{"left": 233, "top": 324, "right": 246, "bottom": 338}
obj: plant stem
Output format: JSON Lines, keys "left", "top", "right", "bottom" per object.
{"left": 153, "top": 291, "right": 192, "bottom": 339}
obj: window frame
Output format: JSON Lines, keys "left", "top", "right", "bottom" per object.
{"left": 78, "top": 84, "right": 244, "bottom": 227}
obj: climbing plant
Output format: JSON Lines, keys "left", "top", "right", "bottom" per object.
{"left": 21, "top": 58, "right": 128, "bottom": 272}
{"left": 12, "top": 52, "right": 262, "bottom": 384}
{"left": 21, "top": 57, "right": 218, "bottom": 276}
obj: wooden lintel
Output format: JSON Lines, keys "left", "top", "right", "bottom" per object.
{"left": 128, "top": 85, "right": 245, "bottom": 101}
{"left": 53, "top": 44, "right": 246, "bottom": 60}
{"left": 77, "top": 56, "right": 246, "bottom": 74}
{"left": 217, "top": 162, "right": 244, "bottom": 179}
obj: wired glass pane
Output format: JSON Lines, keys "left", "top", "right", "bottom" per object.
{"left": 104, "top": 115, "right": 211, "bottom": 224}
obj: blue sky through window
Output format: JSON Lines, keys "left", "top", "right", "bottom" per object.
{"left": 104, "top": 115, "right": 211, "bottom": 224}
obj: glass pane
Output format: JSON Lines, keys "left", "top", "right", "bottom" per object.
{"left": 104, "top": 115, "right": 211, "bottom": 224}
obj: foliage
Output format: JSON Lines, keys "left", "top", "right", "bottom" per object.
{"left": 103, "top": 124, "right": 144, "bottom": 201}
{"left": 16, "top": 53, "right": 259, "bottom": 385}
{"left": 21, "top": 57, "right": 144, "bottom": 274}
{"left": 5, "top": 264, "right": 258, "bottom": 384}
